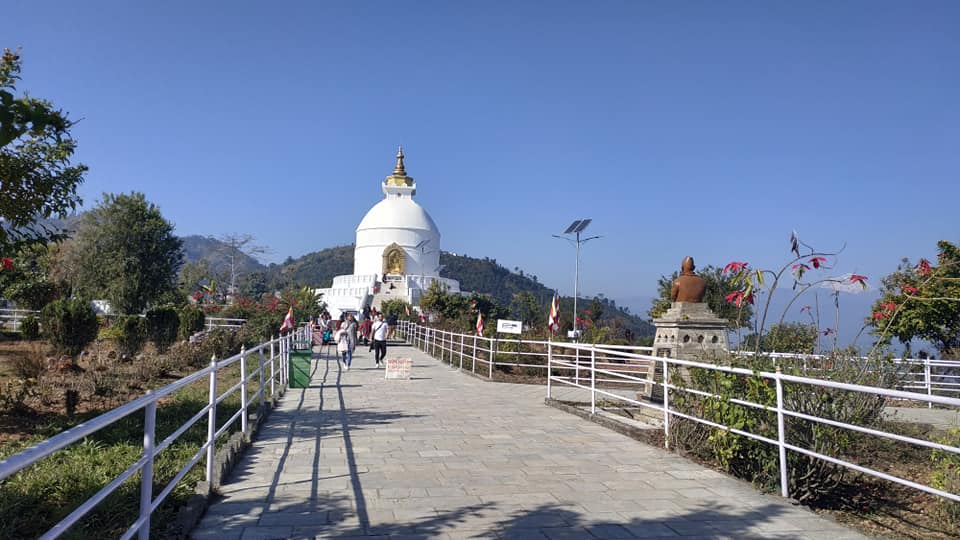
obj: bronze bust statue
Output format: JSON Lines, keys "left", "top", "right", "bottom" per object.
{"left": 671, "top": 256, "right": 707, "bottom": 303}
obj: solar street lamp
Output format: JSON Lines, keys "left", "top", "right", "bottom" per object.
{"left": 553, "top": 219, "right": 601, "bottom": 339}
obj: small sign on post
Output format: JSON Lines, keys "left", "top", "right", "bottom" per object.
{"left": 384, "top": 358, "right": 413, "bottom": 380}
{"left": 496, "top": 319, "right": 522, "bottom": 335}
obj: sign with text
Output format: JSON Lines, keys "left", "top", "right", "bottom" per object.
{"left": 496, "top": 319, "right": 523, "bottom": 334}
{"left": 384, "top": 358, "right": 413, "bottom": 380}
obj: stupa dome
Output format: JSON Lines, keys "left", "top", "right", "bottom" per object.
{"left": 356, "top": 197, "right": 439, "bottom": 234}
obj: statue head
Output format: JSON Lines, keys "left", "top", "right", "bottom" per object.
{"left": 681, "top": 256, "right": 696, "bottom": 274}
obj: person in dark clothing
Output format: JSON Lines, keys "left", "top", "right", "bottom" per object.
{"left": 371, "top": 313, "right": 389, "bottom": 367}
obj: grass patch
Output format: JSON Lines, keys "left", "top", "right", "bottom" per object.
{"left": 0, "top": 355, "right": 267, "bottom": 538}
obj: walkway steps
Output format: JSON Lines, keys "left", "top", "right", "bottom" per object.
{"left": 190, "top": 345, "right": 869, "bottom": 539}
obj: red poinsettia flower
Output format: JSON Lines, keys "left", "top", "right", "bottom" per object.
{"left": 724, "top": 290, "right": 753, "bottom": 307}
{"left": 0, "top": 258, "right": 13, "bottom": 271}
{"left": 191, "top": 291, "right": 204, "bottom": 301}
{"left": 901, "top": 285, "right": 919, "bottom": 295}
{"left": 872, "top": 311, "right": 888, "bottom": 321}
{"left": 809, "top": 256, "right": 827, "bottom": 269}
{"left": 881, "top": 301, "right": 897, "bottom": 313}
{"left": 849, "top": 274, "right": 868, "bottom": 289}
{"left": 723, "top": 261, "right": 748, "bottom": 275}
{"left": 915, "top": 259, "right": 932, "bottom": 276}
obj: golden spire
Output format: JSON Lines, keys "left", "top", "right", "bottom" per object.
{"left": 393, "top": 145, "right": 406, "bottom": 176}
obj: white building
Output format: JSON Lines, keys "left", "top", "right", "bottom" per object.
{"left": 316, "top": 147, "right": 460, "bottom": 317}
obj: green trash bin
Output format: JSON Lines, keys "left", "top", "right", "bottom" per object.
{"left": 289, "top": 350, "right": 312, "bottom": 388}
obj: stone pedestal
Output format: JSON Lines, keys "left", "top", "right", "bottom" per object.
{"left": 643, "top": 302, "right": 729, "bottom": 400}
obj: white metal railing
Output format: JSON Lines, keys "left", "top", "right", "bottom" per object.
{"left": 204, "top": 317, "right": 247, "bottom": 330}
{"left": 0, "top": 326, "right": 308, "bottom": 539}
{"left": 0, "top": 308, "right": 40, "bottom": 332}
{"left": 396, "top": 321, "right": 960, "bottom": 399}
{"left": 737, "top": 350, "right": 960, "bottom": 402}
{"left": 397, "top": 321, "right": 960, "bottom": 505}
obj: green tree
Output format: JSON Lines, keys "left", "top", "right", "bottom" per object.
{"left": 380, "top": 298, "right": 412, "bottom": 320}
{"left": 510, "top": 291, "right": 542, "bottom": 327}
{"left": 0, "top": 243, "right": 62, "bottom": 309}
{"left": 0, "top": 49, "right": 87, "bottom": 251}
{"left": 870, "top": 240, "right": 960, "bottom": 358}
{"left": 743, "top": 322, "right": 818, "bottom": 354}
{"left": 649, "top": 265, "right": 753, "bottom": 327}
{"left": 68, "top": 192, "right": 184, "bottom": 313}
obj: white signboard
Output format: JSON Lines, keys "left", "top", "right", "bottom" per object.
{"left": 384, "top": 358, "right": 413, "bottom": 380}
{"left": 497, "top": 319, "right": 523, "bottom": 334}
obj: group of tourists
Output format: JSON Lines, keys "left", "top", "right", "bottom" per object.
{"left": 312, "top": 309, "right": 391, "bottom": 370}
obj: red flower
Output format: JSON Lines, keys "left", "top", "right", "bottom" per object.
{"left": 881, "top": 301, "right": 897, "bottom": 313}
{"left": 723, "top": 261, "right": 748, "bottom": 275}
{"left": 792, "top": 263, "right": 810, "bottom": 279}
{"left": 724, "top": 291, "right": 754, "bottom": 307}
{"left": 809, "top": 256, "right": 827, "bottom": 269}
{"left": 872, "top": 311, "right": 889, "bottom": 321}
{"left": 901, "top": 285, "right": 919, "bottom": 295}
{"left": 0, "top": 258, "right": 13, "bottom": 271}
{"left": 191, "top": 291, "right": 204, "bottom": 301}
{"left": 849, "top": 274, "right": 868, "bottom": 289}
{"left": 915, "top": 259, "right": 932, "bottom": 276}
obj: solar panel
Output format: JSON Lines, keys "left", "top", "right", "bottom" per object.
{"left": 563, "top": 220, "right": 583, "bottom": 234}
{"left": 572, "top": 218, "right": 592, "bottom": 233}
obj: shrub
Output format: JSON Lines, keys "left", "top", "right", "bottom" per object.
{"left": 20, "top": 315, "right": 40, "bottom": 341}
{"left": 41, "top": 299, "right": 99, "bottom": 356}
{"left": 115, "top": 315, "right": 147, "bottom": 358}
{"left": 178, "top": 306, "right": 205, "bottom": 339}
{"left": 932, "top": 428, "right": 960, "bottom": 529}
{"left": 146, "top": 306, "right": 179, "bottom": 353}
{"left": 669, "top": 351, "right": 895, "bottom": 504}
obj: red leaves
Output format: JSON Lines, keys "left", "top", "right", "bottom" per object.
{"left": 901, "top": 285, "right": 919, "bottom": 295}
{"left": 0, "top": 258, "right": 12, "bottom": 271}
{"left": 724, "top": 290, "right": 754, "bottom": 307}
{"left": 723, "top": 261, "right": 748, "bottom": 275}
{"left": 191, "top": 291, "right": 203, "bottom": 301}
{"left": 809, "top": 256, "right": 827, "bottom": 269}
{"left": 849, "top": 274, "right": 868, "bottom": 289}
{"left": 915, "top": 259, "right": 932, "bottom": 276}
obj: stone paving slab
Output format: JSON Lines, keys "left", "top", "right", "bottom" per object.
{"left": 191, "top": 343, "right": 870, "bottom": 539}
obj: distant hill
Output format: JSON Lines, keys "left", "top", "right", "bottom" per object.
{"left": 269, "top": 246, "right": 654, "bottom": 337}
{"left": 272, "top": 245, "right": 354, "bottom": 287}
{"left": 181, "top": 235, "right": 267, "bottom": 276}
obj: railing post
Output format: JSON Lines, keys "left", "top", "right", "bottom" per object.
{"left": 590, "top": 348, "right": 596, "bottom": 415}
{"left": 270, "top": 338, "right": 276, "bottom": 398}
{"left": 258, "top": 346, "right": 266, "bottom": 410}
{"left": 205, "top": 355, "right": 218, "bottom": 488}
{"left": 575, "top": 347, "right": 581, "bottom": 386}
{"left": 489, "top": 337, "right": 495, "bottom": 379}
{"left": 240, "top": 346, "right": 248, "bottom": 436}
{"left": 138, "top": 394, "right": 156, "bottom": 540}
{"left": 775, "top": 368, "right": 788, "bottom": 498}
{"left": 547, "top": 341, "right": 552, "bottom": 399}
{"left": 925, "top": 358, "right": 933, "bottom": 409}
{"left": 662, "top": 357, "right": 670, "bottom": 449}
{"left": 472, "top": 335, "right": 477, "bottom": 373}
{"left": 459, "top": 334, "right": 464, "bottom": 370}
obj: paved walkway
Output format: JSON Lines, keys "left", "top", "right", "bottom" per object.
{"left": 191, "top": 345, "right": 869, "bottom": 540}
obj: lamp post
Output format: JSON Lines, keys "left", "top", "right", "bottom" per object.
{"left": 553, "top": 219, "right": 601, "bottom": 339}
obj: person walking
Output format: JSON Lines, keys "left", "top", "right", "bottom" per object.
{"left": 371, "top": 313, "right": 389, "bottom": 367}
{"left": 336, "top": 314, "right": 358, "bottom": 370}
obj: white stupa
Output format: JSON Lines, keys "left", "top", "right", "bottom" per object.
{"left": 316, "top": 147, "right": 460, "bottom": 317}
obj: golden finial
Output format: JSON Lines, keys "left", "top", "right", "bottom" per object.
{"left": 393, "top": 145, "right": 406, "bottom": 175}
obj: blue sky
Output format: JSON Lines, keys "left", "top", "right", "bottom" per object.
{"left": 7, "top": 1, "right": 959, "bottom": 346}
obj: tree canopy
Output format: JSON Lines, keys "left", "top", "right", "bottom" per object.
{"left": 870, "top": 240, "right": 960, "bottom": 357}
{"left": 0, "top": 49, "right": 87, "bottom": 251}
{"left": 67, "top": 192, "right": 183, "bottom": 314}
